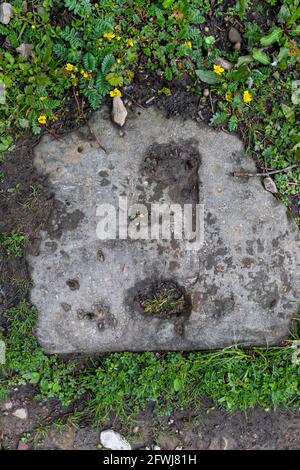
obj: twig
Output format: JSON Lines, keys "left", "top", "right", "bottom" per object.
{"left": 209, "top": 91, "right": 214, "bottom": 114}
{"left": 73, "top": 87, "right": 106, "bottom": 153}
{"left": 233, "top": 164, "right": 299, "bottom": 178}
{"left": 122, "top": 90, "right": 146, "bottom": 109}
{"left": 45, "top": 125, "right": 62, "bottom": 141}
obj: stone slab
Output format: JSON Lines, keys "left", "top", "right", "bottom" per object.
{"left": 28, "top": 107, "right": 300, "bottom": 353}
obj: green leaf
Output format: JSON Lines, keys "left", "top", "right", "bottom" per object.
{"left": 252, "top": 48, "right": 270, "bottom": 65}
{"left": 173, "top": 378, "right": 182, "bottom": 392}
{"left": 83, "top": 52, "right": 96, "bottom": 71}
{"left": 105, "top": 73, "right": 123, "bottom": 86}
{"left": 277, "top": 5, "right": 290, "bottom": 23}
{"left": 162, "top": 0, "right": 174, "bottom": 8}
{"left": 228, "top": 115, "right": 238, "bottom": 132}
{"left": 101, "top": 54, "right": 115, "bottom": 74}
{"left": 196, "top": 69, "right": 221, "bottom": 84}
{"left": 281, "top": 104, "right": 295, "bottom": 124}
{"left": 236, "top": 55, "right": 253, "bottom": 67}
{"left": 260, "top": 27, "right": 282, "bottom": 46}
{"left": 292, "top": 81, "right": 300, "bottom": 105}
{"left": 277, "top": 47, "right": 289, "bottom": 62}
{"left": 287, "top": 6, "right": 300, "bottom": 25}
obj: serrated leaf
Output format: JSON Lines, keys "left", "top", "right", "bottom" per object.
{"left": 260, "top": 27, "right": 282, "bottom": 46}
{"left": 105, "top": 73, "right": 123, "bottom": 86}
{"left": 252, "top": 48, "right": 270, "bottom": 65}
{"left": 83, "top": 52, "right": 96, "bottom": 71}
{"left": 228, "top": 115, "right": 238, "bottom": 132}
{"left": 196, "top": 69, "right": 221, "bottom": 84}
{"left": 101, "top": 54, "right": 115, "bottom": 74}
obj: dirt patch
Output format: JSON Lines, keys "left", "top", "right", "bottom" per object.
{"left": 1, "top": 391, "right": 300, "bottom": 450}
{"left": 0, "top": 137, "right": 53, "bottom": 313}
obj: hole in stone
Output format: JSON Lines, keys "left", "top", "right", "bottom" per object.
{"left": 66, "top": 279, "right": 80, "bottom": 291}
{"left": 136, "top": 280, "right": 191, "bottom": 318}
{"left": 77, "top": 146, "right": 84, "bottom": 153}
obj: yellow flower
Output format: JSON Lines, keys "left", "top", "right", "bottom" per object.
{"left": 126, "top": 39, "right": 134, "bottom": 47}
{"left": 117, "top": 58, "right": 121, "bottom": 64}
{"left": 185, "top": 41, "right": 192, "bottom": 48}
{"left": 243, "top": 90, "right": 252, "bottom": 103}
{"left": 109, "top": 88, "right": 122, "bottom": 97}
{"left": 65, "top": 63, "right": 74, "bottom": 72}
{"left": 39, "top": 96, "right": 47, "bottom": 101}
{"left": 103, "top": 32, "right": 115, "bottom": 39}
{"left": 225, "top": 92, "right": 232, "bottom": 102}
{"left": 38, "top": 115, "right": 47, "bottom": 125}
{"left": 213, "top": 64, "right": 225, "bottom": 75}
{"left": 81, "top": 70, "right": 90, "bottom": 79}
{"left": 31, "top": 25, "right": 36, "bottom": 29}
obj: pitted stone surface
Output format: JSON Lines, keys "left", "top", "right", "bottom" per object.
{"left": 28, "top": 107, "right": 300, "bottom": 353}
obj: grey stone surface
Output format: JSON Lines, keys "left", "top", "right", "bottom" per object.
{"left": 29, "top": 107, "right": 300, "bottom": 353}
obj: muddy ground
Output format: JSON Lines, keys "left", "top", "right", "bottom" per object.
{"left": 1, "top": 385, "right": 300, "bottom": 450}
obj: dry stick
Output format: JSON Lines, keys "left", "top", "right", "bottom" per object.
{"left": 122, "top": 90, "right": 146, "bottom": 109}
{"left": 73, "top": 87, "right": 107, "bottom": 153}
{"left": 45, "top": 125, "right": 62, "bottom": 141}
{"left": 233, "top": 164, "right": 299, "bottom": 178}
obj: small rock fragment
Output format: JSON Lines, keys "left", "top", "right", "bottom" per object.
{"left": 0, "top": 2, "right": 12, "bottom": 24}
{"left": 203, "top": 89, "right": 210, "bottom": 97}
{"left": 215, "top": 57, "right": 233, "bottom": 71}
{"left": 16, "top": 43, "right": 33, "bottom": 59}
{"left": 12, "top": 408, "right": 28, "bottom": 420}
{"left": 234, "top": 41, "right": 241, "bottom": 51}
{"left": 100, "top": 430, "right": 131, "bottom": 450}
{"left": 263, "top": 176, "right": 278, "bottom": 194}
{"left": 2, "top": 401, "right": 13, "bottom": 410}
{"left": 111, "top": 96, "right": 128, "bottom": 127}
{"left": 228, "top": 27, "right": 242, "bottom": 44}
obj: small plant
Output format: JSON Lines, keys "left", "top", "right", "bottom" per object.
{"left": 0, "top": 230, "right": 25, "bottom": 257}
{"left": 138, "top": 280, "right": 189, "bottom": 317}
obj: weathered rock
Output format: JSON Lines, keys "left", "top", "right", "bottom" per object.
{"left": 100, "top": 430, "right": 131, "bottom": 450}
{"left": 263, "top": 176, "right": 278, "bottom": 194}
{"left": 0, "top": 3, "right": 12, "bottom": 24}
{"left": 215, "top": 57, "right": 233, "bottom": 71}
{"left": 29, "top": 107, "right": 300, "bottom": 353}
{"left": 16, "top": 43, "right": 33, "bottom": 59}
{"left": 12, "top": 408, "right": 28, "bottom": 420}
{"left": 111, "top": 96, "right": 127, "bottom": 127}
{"left": 228, "top": 27, "right": 242, "bottom": 44}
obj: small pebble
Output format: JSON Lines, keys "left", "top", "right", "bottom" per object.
{"left": 12, "top": 408, "right": 28, "bottom": 420}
